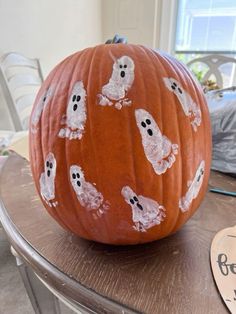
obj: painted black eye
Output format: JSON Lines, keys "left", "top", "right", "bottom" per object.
{"left": 77, "top": 181, "right": 81, "bottom": 187}
{"left": 130, "top": 199, "right": 135, "bottom": 204}
{"left": 147, "top": 129, "right": 153, "bottom": 136}
{"left": 43, "top": 96, "right": 47, "bottom": 102}
{"left": 133, "top": 196, "right": 138, "bottom": 202}
{"left": 77, "top": 95, "right": 81, "bottom": 102}
{"left": 171, "top": 84, "right": 176, "bottom": 90}
{"left": 50, "top": 163, "right": 53, "bottom": 169}
{"left": 73, "top": 104, "right": 78, "bottom": 111}
{"left": 72, "top": 95, "right": 76, "bottom": 102}
{"left": 146, "top": 119, "right": 151, "bottom": 125}
{"left": 141, "top": 121, "right": 146, "bottom": 128}
{"left": 72, "top": 173, "right": 76, "bottom": 179}
{"left": 46, "top": 161, "right": 49, "bottom": 167}
{"left": 119, "top": 64, "right": 123, "bottom": 68}
{"left": 173, "top": 82, "right": 177, "bottom": 87}
{"left": 178, "top": 88, "right": 182, "bottom": 94}
{"left": 124, "top": 64, "right": 127, "bottom": 68}
{"left": 76, "top": 173, "right": 80, "bottom": 178}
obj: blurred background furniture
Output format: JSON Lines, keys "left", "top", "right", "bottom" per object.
{"left": 0, "top": 52, "right": 43, "bottom": 131}
{"left": 187, "top": 54, "right": 236, "bottom": 175}
{"left": 0, "top": 52, "right": 43, "bottom": 154}
{"left": 187, "top": 54, "right": 236, "bottom": 90}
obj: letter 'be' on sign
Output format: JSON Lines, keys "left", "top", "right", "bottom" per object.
{"left": 210, "top": 225, "right": 236, "bottom": 313}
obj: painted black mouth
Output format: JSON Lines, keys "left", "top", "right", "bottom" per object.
{"left": 120, "top": 71, "right": 125, "bottom": 78}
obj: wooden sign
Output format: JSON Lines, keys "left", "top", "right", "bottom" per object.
{"left": 211, "top": 225, "right": 236, "bottom": 313}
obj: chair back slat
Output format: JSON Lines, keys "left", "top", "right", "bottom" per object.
{"left": 187, "top": 54, "right": 236, "bottom": 89}
{"left": 0, "top": 52, "right": 44, "bottom": 131}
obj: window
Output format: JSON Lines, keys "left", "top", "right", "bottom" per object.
{"left": 175, "top": 0, "right": 236, "bottom": 86}
{"left": 176, "top": 0, "right": 236, "bottom": 54}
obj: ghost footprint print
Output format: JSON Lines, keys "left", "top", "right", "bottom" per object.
{"left": 31, "top": 86, "right": 54, "bottom": 133}
{"left": 121, "top": 186, "right": 166, "bottom": 232}
{"left": 70, "top": 165, "right": 109, "bottom": 219}
{"left": 40, "top": 152, "right": 58, "bottom": 207}
{"left": 179, "top": 160, "right": 205, "bottom": 212}
{"left": 58, "top": 81, "right": 87, "bottom": 140}
{"left": 98, "top": 55, "right": 135, "bottom": 110}
{"left": 163, "top": 77, "right": 202, "bottom": 131}
{"left": 135, "top": 109, "right": 178, "bottom": 175}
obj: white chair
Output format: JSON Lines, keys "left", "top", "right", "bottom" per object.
{"left": 187, "top": 54, "right": 236, "bottom": 89}
{"left": 0, "top": 52, "right": 44, "bottom": 131}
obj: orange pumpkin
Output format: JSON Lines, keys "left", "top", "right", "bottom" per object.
{"left": 29, "top": 37, "right": 211, "bottom": 245}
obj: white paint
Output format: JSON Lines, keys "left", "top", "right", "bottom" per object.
{"left": 58, "top": 81, "right": 87, "bottom": 140}
{"left": 179, "top": 160, "right": 205, "bottom": 212}
{"left": 98, "top": 55, "right": 134, "bottom": 110}
{"left": 70, "top": 165, "right": 109, "bottom": 218}
{"left": 135, "top": 109, "right": 178, "bottom": 175}
{"left": 163, "top": 77, "right": 202, "bottom": 131}
{"left": 40, "top": 152, "right": 58, "bottom": 207}
{"left": 31, "top": 86, "right": 54, "bottom": 133}
{"left": 121, "top": 186, "right": 166, "bottom": 232}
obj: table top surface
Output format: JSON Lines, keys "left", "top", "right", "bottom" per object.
{"left": 0, "top": 154, "right": 236, "bottom": 314}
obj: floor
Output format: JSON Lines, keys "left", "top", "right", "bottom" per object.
{"left": 0, "top": 225, "right": 75, "bottom": 314}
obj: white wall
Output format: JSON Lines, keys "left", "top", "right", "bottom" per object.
{"left": 102, "top": 0, "right": 177, "bottom": 52}
{"left": 102, "top": 0, "right": 158, "bottom": 47}
{"left": 0, "top": 0, "right": 102, "bottom": 76}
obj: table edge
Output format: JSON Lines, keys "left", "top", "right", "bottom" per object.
{"left": 0, "top": 195, "right": 137, "bottom": 314}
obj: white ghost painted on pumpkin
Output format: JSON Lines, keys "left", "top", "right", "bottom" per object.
{"left": 40, "top": 152, "right": 57, "bottom": 207}
{"left": 58, "top": 81, "right": 87, "bottom": 140}
{"left": 179, "top": 160, "right": 205, "bottom": 212}
{"left": 31, "top": 86, "right": 54, "bottom": 133}
{"left": 98, "top": 55, "right": 135, "bottom": 110}
{"left": 70, "top": 165, "right": 109, "bottom": 219}
{"left": 121, "top": 186, "right": 166, "bottom": 232}
{"left": 163, "top": 77, "right": 202, "bottom": 131}
{"left": 135, "top": 109, "right": 178, "bottom": 175}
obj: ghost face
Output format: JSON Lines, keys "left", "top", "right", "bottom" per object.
{"left": 121, "top": 186, "right": 144, "bottom": 213}
{"left": 70, "top": 165, "right": 85, "bottom": 194}
{"left": 67, "top": 81, "right": 87, "bottom": 129}
{"left": 40, "top": 152, "right": 57, "bottom": 204}
{"left": 111, "top": 56, "right": 135, "bottom": 89}
{"left": 179, "top": 160, "right": 205, "bottom": 212}
{"left": 191, "top": 160, "right": 205, "bottom": 197}
{"left": 32, "top": 86, "right": 54, "bottom": 127}
{"left": 45, "top": 152, "right": 56, "bottom": 182}
{"left": 135, "top": 109, "right": 162, "bottom": 142}
{"left": 163, "top": 78, "right": 189, "bottom": 115}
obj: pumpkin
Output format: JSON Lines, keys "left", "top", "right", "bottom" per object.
{"left": 29, "top": 35, "right": 211, "bottom": 245}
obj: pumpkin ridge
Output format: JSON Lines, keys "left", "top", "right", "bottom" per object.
{"left": 85, "top": 46, "right": 113, "bottom": 242}
{"left": 162, "top": 53, "right": 196, "bottom": 230}
{"left": 35, "top": 61, "right": 69, "bottom": 230}
{"left": 142, "top": 47, "right": 174, "bottom": 237}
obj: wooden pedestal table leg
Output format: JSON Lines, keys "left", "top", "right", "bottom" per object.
{"left": 10, "top": 246, "right": 61, "bottom": 314}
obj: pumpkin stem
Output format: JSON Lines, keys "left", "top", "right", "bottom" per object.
{"left": 105, "top": 34, "right": 127, "bottom": 44}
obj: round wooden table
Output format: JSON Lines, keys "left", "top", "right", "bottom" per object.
{"left": 0, "top": 153, "right": 235, "bottom": 314}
